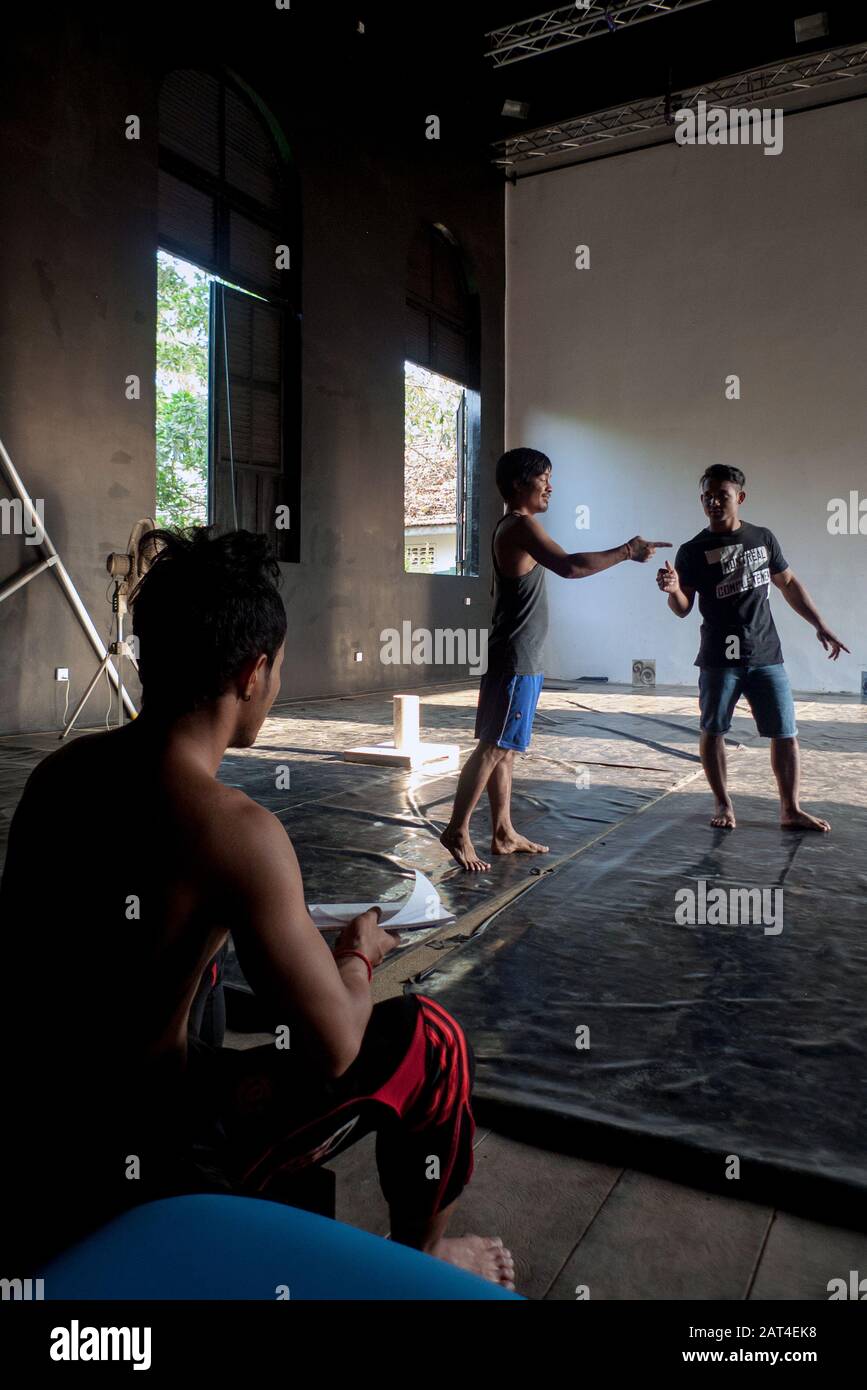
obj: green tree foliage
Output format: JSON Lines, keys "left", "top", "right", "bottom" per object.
{"left": 404, "top": 362, "right": 461, "bottom": 474}
{"left": 156, "top": 252, "right": 209, "bottom": 527}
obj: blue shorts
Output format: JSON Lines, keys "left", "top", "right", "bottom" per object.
{"left": 474, "top": 671, "right": 544, "bottom": 753}
{"left": 699, "top": 664, "right": 798, "bottom": 738}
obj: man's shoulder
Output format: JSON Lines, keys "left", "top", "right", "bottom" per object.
{"left": 743, "top": 521, "right": 780, "bottom": 546}
{"left": 677, "top": 528, "right": 710, "bottom": 551}
{"left": 18, "top": 728, "right": 116, "bottom": 799}
{"left": 675, "top": 529, "right": 710, "bottom": 564}
{"left": 199, "top": 779, "right": 275, "bottom": 844}
{"left": 496, "top": 512, "right": 534, "bottom": 543}
{"left": 493, "top": 513, "right": 540, "bottom": 570}
{"left": 200, "top": 784, "right": 289, "bottom": 879}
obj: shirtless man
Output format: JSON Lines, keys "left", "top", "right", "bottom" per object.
{"left": 0, "top": 527, "right": 514, "bottom": 1290}
{"left": 657, "top": 464, "right": 849, "bottom": 831}
{"left": 441, "top": 447, "right": 670, "bottom": 872}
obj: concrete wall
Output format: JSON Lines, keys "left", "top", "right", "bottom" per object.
{"left": 505, "top": 99, "right": 867, "bottom": 694}
{"left": 0, "top": 23, "right": 158, "bottom": 734}
{"left": 0, "top": 18, "right": 504, "bottom": 734}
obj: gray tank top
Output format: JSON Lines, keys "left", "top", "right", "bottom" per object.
{"left": 486, "top": 513, "right": 549, "bottom": 676}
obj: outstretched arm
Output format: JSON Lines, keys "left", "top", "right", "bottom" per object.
{"left": 519, "top": 516, "right": 670, "bottom": 579}
{"left": 771, "top": 568, "right": 849, "bottom": 659}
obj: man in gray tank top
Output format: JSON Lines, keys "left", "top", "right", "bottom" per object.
{"left": 440, "top": 448, "right": 670, "bottom": 871}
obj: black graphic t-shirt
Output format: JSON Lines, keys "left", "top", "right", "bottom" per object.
{"left": 674, "top": 522, "right": 789, "bottom": 668}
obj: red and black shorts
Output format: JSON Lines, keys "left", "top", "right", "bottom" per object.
{"left": 180, "top": 993, "right": 476, "bottom": 1223}
{"left": 4, "top": 994, "right": 475, "bottom": 1274}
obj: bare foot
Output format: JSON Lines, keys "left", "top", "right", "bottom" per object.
{"left": 710, "top": 801, "right": 736, "bottom": 829}
{"left": 440, "top": 827, "right": 491, "bottom": 872}
{"left": 782, "top": 808, "right": 830, "bottom": 833}
{"left": 491, "top": 831, "right": 549, "bottom": 856}
{"left": 431, "top": 1234, "right": 516, "bottom": 1291}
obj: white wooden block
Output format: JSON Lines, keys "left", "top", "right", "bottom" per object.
{"left": 394, "top": 694, "right": 420, "bottom": 751}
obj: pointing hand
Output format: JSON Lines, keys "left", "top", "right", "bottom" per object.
{"left": 627, "top": 537, "right": 672, "bottom": 564}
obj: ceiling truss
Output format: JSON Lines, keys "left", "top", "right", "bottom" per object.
{"left": 493, "top": 41, "right": 867, "bottom": 170}
{"left": 485, "top": 0, "right": 714, "bottom": 68}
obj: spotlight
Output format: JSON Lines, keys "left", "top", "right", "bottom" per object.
{"left": 502, "top": 99, "right": 530, "bottom": 119}
{"left": 794, "top": 12, "right": 829, "bottom": 43}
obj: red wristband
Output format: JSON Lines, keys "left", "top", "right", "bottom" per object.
{"left": 334, "top": 949, "right": 373, "bottom": 982}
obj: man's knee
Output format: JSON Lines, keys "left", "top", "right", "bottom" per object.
{"left": 478, "top": 740, "right": 510, "bottom": 763}
{"left": 365, "top": 996, "right": 474, "bottom": 1101}
{"left": 415, "top": 996, "right": 475, "bottom": 1088}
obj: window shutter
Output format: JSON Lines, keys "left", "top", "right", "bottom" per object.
{"left": 158, "top": 68, "right": 300, "bottom": 562}
{"left": 212, "top": 285, "right": 285, "bottom": 544}
{"left": 159, "top": 70, "right": 221, "bottom": 175}
{"left": 159, "top": 70, "right": 291, "bottom": 303}
{"left": 406, "top": 303, "right": 431, "bottom": 369}
{"left": 227, "top": 212, "right": 283, "bottom": 299}
{"left": 406, "top": 225, "right": 478, "bottom": 389}
{"left": 158, "top": 171, "right": 217, "bottom": 271}
{"left": 433, "top": 320, "right": 468, "bottom": 384}
{"left": 224, "top": 85, "right": 282, "bottom": 207}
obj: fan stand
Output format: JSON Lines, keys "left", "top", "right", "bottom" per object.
{"left": 60, "top": 579, "right": 139, "bottom": 738}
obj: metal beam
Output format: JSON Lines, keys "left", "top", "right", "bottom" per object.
{"left": 493, "top": 41, "right": 867, "bottom": 169}
{"left": 0, "top": 434, "right": 137, "bottom": 721}
{"left": 485, "top": 0, "right": 713, "bottom": 68}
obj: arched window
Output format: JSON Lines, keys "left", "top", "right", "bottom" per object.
{"left": 404, "top": 225, "right": 480, "bottom": 577}
{"left": 157, "top": 68, "right": 300, "bottom": 560}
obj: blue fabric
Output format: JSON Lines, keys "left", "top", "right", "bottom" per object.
{"left": 39, "top": 1195, "right": 522, "bottom": 1301}
{"left": 699, "top": 663, "right": 797, "bottom": 738}
{"left": 475, "top": 671, "right": 544, "bottom": 752}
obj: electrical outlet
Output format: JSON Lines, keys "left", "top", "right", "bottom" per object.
{"left": 55, "top": 667, "right": 69, "bottom": 682}
{"left": 464, "top": 596, "right": 471, "bottom": 606}
{"left": 354, "top": 650, "right": 363, "bottom": 663}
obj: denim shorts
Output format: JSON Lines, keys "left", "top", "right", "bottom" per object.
{"left": 474, "top": 671, "right": 544, "bottom": 753}
{"left": 698, "top": 664, "right": 798, "bottom": 738}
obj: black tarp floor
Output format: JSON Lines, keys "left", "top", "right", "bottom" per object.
{"left": 1, "top": 682, "right": 863, "bottom": 1222}
{"left": 407, "top": 685, "right": 867, "bottom": 1219}
{"left": 213, "top": 683, "right": 713, "bottom": 986}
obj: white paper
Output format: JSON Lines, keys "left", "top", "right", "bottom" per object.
{"left": 308, "top": 869, "right": 453, "bottom": 933}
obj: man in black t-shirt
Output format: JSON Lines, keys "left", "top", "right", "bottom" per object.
{"left": 657, "top": 464, "right": 849, "bottom": 831}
